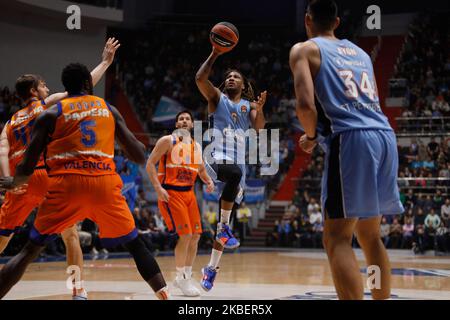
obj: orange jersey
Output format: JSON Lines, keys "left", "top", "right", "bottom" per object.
{"left": 6, "top": 98, "right": 47, "bottom": 175}
{"left": 157, "top": 135, "right": 202, "bottom": 188}
{"left": 45, "top": 94, "right": 116, "bottom": 176}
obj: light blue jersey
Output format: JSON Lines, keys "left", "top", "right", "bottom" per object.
{"left": 205, "top": 93, "right": 251, "bottom": 204}
{"left": 307, "top": 37, "right": 404, "bottom": 219}
{"left": 310, "top": 37, "right": 392, "bottom": 134}
{"left": 208, "top": 93, "right": 252, "bottom": 162}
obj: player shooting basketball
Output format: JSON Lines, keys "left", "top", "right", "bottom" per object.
{"left": 195, "top": 22, "right": 267, "bottom": 292}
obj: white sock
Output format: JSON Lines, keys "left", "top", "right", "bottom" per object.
{"left": 220, "top": 209, "right": 232, "bottom": 224}
{"left": 176, "top": 267, "right": 185, "bottom": 280}
{"left": 184, "top": 266, "right": 193, "bottom": 279}
{"left": 208, "top": 249, "right": 223, "bottom": 269}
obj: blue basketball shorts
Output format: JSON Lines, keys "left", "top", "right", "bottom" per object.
{"left": 320, "top": 129, "right": 404, "bottom": 219}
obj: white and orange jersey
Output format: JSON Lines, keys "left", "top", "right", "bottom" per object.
{"left": 6, "top": 98, "right": 47, "bottom": 175}
{"left": 45, "top": 94, "right": 116, "bottom": 176}
{"left": 157, "top": 135, "right": 202, "bottom": 189}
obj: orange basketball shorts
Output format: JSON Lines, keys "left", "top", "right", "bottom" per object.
{"left": 158, "top": 186, "right": 202, "bottom": 236}
{"left": 0, "top": 169, "right": 49, "bottom": 236}
{"left": 30, "top": 174, "right": 137, "bottom": 247}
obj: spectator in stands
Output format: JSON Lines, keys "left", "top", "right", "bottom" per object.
{"left": 311, "top": 218, "right": 323, "bottom": 249}
{"left": 291, "top": 218, "right": 306, "bottom": 248}
{"left": 404, "top": 189, "right": 417, "bottom": 209}
{"left": 423, "top": 195, "right": 435, "bottom": 213}
{"left": 133, "top": 207, "right": 159, "bottom": 256}
{"left": 427, "top": 137, "right": 440, "bottom": 160}
{"left": 433, "top": 190, "right": 444, "bottom": 210}
{"left": 205, "top": 204, "right": 218, "bottom": 229}
{"left": 266, "top": 220, "right": 279, "bottom": 247}
{"left": 401, "top": 217, "right": 414, "bottom": 249}
{"left": 149, "top": 210, "right": 171, "bottom": 250}
{"left": 236, "top": 202, "right": 252, "bottom": 242}
{"left": 277, "top": 218, "right": 293, "bottom": 247}
{"left": 413, "top": 223, "right": 426, "bottom": 254}
{"left": 388, "top": 218, "right": 403, "bottom": 249}
{"left": 398, "top": 171, "right": 409, "bottom": 188}
{"left": 425, "top": 208, "right": 441, "bottom": 250}
{"left": 380, "top": 217, "right": 391, "bottom": 248}
{"left": 292, "top": 190, "right": 302, "bottom": 207}
{"left": 435, "top": 221, "right": 449, "bottom": 253}
{"left": 441, "top": 198, "right": 450, "bottom": 227}
{"left": 425, "top": 208, "right": 441, "bottom": 230}
{"left": 307, "top": 197, "right": 320, "bottom": 216}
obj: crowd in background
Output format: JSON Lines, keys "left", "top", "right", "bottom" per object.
{"left": 396, "top": 13, "right": 450, "bottom": 119}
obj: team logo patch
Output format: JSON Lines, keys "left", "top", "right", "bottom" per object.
{"left": 231, "top": 112, "right": 238, "bottom": 123}
{"left": 195, "top": 224, "right": 200, "bottom": 230}
{"left": 178, "top": 225, "right": 183, "bottom": 231}
{"left": 240, "top": 105, "right": 248, "bottom": 113}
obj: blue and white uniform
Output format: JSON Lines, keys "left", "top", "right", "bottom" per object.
{"left": 309, "top": 37, "right": 404, "bottom": 218}
{"left": 205, "top": 93, "right": 252, "bottom": 204}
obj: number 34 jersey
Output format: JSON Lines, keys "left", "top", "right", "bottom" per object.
{"left": 309, "top": 37, "right": 392, "bottom": 134}
{"left": 6, "top": 98, "right": 47, "bottom": 175}
{"left": 45, "top": 94, "right": 116, "bottom": 176}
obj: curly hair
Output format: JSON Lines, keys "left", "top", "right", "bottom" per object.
{"left": 61, "top": 63, "right": 93, "bottom": 95}
{"left": 220, "top": 69, "right": 256, "bottom": 101}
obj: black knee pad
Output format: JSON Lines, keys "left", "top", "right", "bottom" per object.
{"left": 217, "top": 164, "right": 242, "bottom": 202}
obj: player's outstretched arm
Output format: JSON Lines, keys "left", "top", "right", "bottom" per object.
{"left": 145, "top": 136, "right": 172, "bottom": 203}
{"left": 109, "top": 105, "right": 146, "bottom": 165}
{"left": 195, "top": 48, "right": 222, "bottom": 113}
{"left": 90, "top": 37, "right": 121, "bottom": 86}
{"left": 289, "top": 42, "right": 318, "bottom": 153}
{"left": 0, "top": 124, "right": 11, "bottom": 177}
{"left": 44, "top": 37, "right": 120, "bottom": 106}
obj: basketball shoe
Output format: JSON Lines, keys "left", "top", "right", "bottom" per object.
{"left": 216, "top": 223, "right": 240, "bottom": 249}
{"left": 200, "top": 266, "right": 218, "bottom": 292}
{"left": 174, "top": 277, "right": 201, "bottom": 297}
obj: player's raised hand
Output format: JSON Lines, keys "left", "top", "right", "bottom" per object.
{"left": 253, "top": 91, "right": 267, "bottom": 112}
{"left": 299, "top": 134, "right": 317, "bottom": 154}
{"left": 156, "top": 186, "right": 170, "bottom": 203}
{"left": 102, "top": 37, "right": 121, "bottom": 66}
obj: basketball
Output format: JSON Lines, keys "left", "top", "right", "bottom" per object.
{"left": 209, "top": 22, "right": 239, "bottom": 53}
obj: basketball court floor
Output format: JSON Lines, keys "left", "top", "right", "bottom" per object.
{"left": 2, "top": 248, "right": 450, "bottom": 300}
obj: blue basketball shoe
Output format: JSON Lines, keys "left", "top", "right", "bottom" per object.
{"left": 216, "top": 223, "right": 240, "bottom": 249}
{"left": 200, "top": 266, "right": 218, "bottom": 292}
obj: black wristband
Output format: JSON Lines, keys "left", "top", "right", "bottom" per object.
{"left": 306, "top": 133, "right": 317, "bottom": 141}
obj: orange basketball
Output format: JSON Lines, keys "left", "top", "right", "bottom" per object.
{"left": 209, "top": 22, "right": 239, "bottom": 53}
